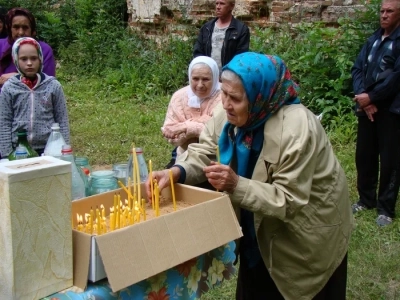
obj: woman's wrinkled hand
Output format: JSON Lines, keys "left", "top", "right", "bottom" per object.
{"left": 203, "top": 161, "right": 239, "bottom": 193}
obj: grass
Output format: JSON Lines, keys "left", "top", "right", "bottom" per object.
{"left": 59, "top": 71, "right": 400, "bottom": 300}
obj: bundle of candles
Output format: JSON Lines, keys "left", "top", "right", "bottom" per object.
{"left": 74, "top": 146, "right": 179, "bottom": 234}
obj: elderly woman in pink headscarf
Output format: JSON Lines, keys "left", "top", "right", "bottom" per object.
{"left": 162, "top": 56, "right": 221, "bottom": 165}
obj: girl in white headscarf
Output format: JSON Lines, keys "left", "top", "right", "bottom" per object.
{"left": 162, "top": 56, "right": 221, "bottom": 162}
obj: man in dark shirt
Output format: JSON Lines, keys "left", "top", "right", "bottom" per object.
{"left": 351, "top": 0, "right": 400, "bottom": 226}
{"left": 193, "top": 0, "right": 250, "bottom": 74}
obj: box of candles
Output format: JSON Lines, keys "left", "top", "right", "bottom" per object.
{"left": 71, "top": 183, "right": 242, "bottom": 292}
{"left": 0, "top": 156, "right": 73, "bottom": 300}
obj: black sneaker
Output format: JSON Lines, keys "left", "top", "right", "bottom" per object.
{"left": 165, "top": 158, "right": 176, "bottom": 169}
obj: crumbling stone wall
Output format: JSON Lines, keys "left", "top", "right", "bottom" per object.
{"left": 127, "top": 0, "right": 365, "bottom": 34}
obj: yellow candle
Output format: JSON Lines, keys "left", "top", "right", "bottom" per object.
{"left": 117, "top": 180, "right": 133, "bottom": 206}
{"left": 76, "top": 213, "right": 80, "bottom": 229}
{"left": 102, "top": 217, "right": 107, "bottom": 234}
{"left": 90, "top": 207, "right": 94, "bottom": 235}
{"left": 142, "top": 199, "right": 146, "bottom": 221}
{"left": 130, "top": 210, "right": 134, "bottom": 224}
{"left": 155, "top": 182, "right": 160, "bottom": 217}
{"left": 132, "top": 148, "right": 141, "bottom": 206}
{"left": 96, "top": 218, "right": 101, "bottom": 235}
{"left": 96, "top": 206, "right": 100, "bottom": 229}
{"left": 110, "top": 208, "right": 115, "bottom": 231}
{"left": 77, "top": 215, "right": 83, "bottom": 232}
{"left": 149, "top": 160, "right": 154, "bottom": 210}
{"left": 116, "top": 205, "right": 120, "bottom": 229}
{"left": 132, "top": 146, "right": 137, "bottom": 203}
{"left": 101, "top": 204, "right": 105, "bottom": 219}
{"left": 121, "top": 205, "right": 125, "bottom": 228}
{"left": 113, "top": 193, "right": 117, "bottom": 211}
{"left": 85, "top": 213, "right": 90, "bottom": 233}
{"left": 169, "top": 169, "right": 177, "bottom": 211}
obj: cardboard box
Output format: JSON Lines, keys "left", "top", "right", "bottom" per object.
{"left": 72, "top": 183, "right": 242, "bottom": 292}
{"left": 0, "top": 156, "right": 73, "bottom": 300}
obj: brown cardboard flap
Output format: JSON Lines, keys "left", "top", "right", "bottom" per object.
{"left": 72, "top": 230, "right": 92, "bottom": 289}
{"left": 96, "top": 194, "right": 242, "bottom": 292}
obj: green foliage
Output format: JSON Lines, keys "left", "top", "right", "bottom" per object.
{"left": 251, "top": 0, "right": 381, "bottom": 131}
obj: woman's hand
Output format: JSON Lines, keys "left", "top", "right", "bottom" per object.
{"left": 0, "top": 73, "right": 17, "bottom": 86}
{"left": 203, "top": 161, "right": 239, "bottom": 193}
{"left": 162, "top": 126, "right": 186, "bottom": 139}
{"left": 145, "top": 167, "right": 181, "bottom": 201}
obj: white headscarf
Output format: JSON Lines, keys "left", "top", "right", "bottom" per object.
{"left": 187, "top": 56, "right": 220, "bottom": 108}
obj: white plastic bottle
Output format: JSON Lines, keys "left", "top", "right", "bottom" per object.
{"left": 44, "top": 123, "right": 66, "bottom": 158}
{"left": 60, "top": 145, "right": 86, "bottom": 201}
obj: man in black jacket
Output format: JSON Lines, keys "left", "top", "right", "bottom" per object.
{"left": 351, "top": 0, "right": 400, "bottom": 226}
{"left": 193, "top": 0, "right": 250, "bottom": 73}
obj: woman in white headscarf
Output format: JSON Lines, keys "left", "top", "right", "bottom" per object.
{"left": 162, "top": 56, "right": 221, "bottom": 163}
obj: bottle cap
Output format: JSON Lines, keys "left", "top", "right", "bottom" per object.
{"left": 51, "top": 123, "right": 60, "bottom": 130}
{"left": 61, "top": 144, "right": 73, "bottom": 154}
{"left": 129, "top": 147, "right": 143, "bottom": 154}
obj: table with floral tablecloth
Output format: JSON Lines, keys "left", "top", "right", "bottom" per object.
{"left": 42, "top": 241, "right": 236, "bottom": 300}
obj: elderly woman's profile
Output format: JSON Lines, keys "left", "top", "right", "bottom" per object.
{"left": 147, "top": 52, "right": 353, "bottom": 300}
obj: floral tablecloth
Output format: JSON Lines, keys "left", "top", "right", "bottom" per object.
{"left": 42, "top": 241, "right": 236, "bottom": 300}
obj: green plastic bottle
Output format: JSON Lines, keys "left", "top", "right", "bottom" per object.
{"left": 8, "top": 130, "right": 39, "bottom": 160}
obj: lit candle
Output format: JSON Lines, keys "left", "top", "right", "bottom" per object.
{"left": 149, "top": 160, "right": 154, "bottom": 210}
{"left": 169, "top": 169, "right": 177, "bottom": 211}
{"left": 76, "top": 213, "right": 80, "bottom": 229}
{"left": 90, "top": 207, "right": 94, "bottom": 235}
{"left": 77, "top": 215, "right": 83, "bottom": 232}
{"left": 85, "top": 213, "right": 90, "bottom": 233}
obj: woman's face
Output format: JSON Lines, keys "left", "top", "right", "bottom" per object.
{"left": 190, "top": 65, "right": 213, "bottom": 99}
{"left": 221, "top": 77, "right": 249, "bottom": 127}
{"left": 11, "top": 15, "right": 33, "bottom": 41}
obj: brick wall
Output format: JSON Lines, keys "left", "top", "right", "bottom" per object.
{"left": 126, "top": 0, "right": 365, "bottom": 33}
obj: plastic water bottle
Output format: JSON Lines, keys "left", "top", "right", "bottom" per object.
{"left": 44, "top": 123, "right": 66, "bottom": 158}
{"left": 126, "top": 148, "right": 149, "bottom": 183}
{"left": 60, "top": 145, "right": 86, "bottom": 201}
